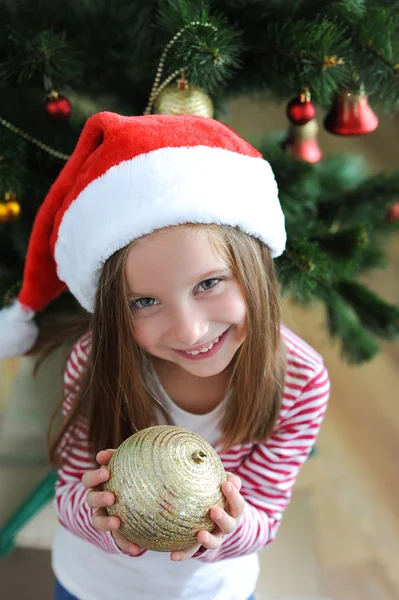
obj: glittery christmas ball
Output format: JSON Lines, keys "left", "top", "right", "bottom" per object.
{"left": 102, "top": 425, "right": 226, "bottom": 552}
{"left": 153, "top": 82, "right": 214, "bottom": 118}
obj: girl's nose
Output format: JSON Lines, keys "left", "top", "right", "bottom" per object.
{"left": 172, "top": 307, "right": 209, "bottom": 348}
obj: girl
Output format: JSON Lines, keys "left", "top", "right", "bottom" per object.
{"left": 0, "top": 112, "right": 330, "bottom": 600}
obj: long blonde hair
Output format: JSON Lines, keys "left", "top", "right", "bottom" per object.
{"left": 47, "top": 224, "right": 286, "bottom": 464}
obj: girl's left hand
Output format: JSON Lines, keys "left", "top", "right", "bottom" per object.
{"left": 170, "top": 472, "right": 244, "bottom": 561}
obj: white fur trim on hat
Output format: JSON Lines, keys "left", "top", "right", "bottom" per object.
{"left": 55, "top": 145, "right": 285, "bottom": 312}
{"left": 0, "top": 301, "right": 38, "bottom": 360}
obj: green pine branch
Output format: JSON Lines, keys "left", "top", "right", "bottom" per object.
{"left": 0, "top": 0, "right": 398, "bottom": 364}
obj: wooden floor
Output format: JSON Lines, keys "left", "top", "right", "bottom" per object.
{"left": 260, "top": 256, "right": 399, "bottom": 599}
{"left": 0, "top": 99, "right": 398, "bottom": 599}
{"left": 231, "top": 100, "right": 399, "bottom": 600}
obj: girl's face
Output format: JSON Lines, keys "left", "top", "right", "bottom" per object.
{"left": 125, "top": 227, "right": 247, "bottom": 379}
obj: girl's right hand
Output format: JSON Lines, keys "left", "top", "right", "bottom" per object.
{"left": 81, "top": 449, "right": 142, "bottom": 555}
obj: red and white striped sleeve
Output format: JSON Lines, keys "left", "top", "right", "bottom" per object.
{"left": 53, "top": 334, "right": 146, "bottom": 556}
{"left": 197, "top": 330, "right": 330, "bottom": 562}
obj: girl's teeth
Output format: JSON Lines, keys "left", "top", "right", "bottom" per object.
{"left": 185, "top": 336, "right": 220, "bottom": 356}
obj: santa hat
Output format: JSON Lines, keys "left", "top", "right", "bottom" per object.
{"left": 0, "top": 111, "right": 286, "bottom": 360}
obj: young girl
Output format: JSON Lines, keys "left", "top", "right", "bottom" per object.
{"left": 0, "top": 112, "right": 330, "bottom": 600}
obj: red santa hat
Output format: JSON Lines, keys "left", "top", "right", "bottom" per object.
{"left": 0, "top": 111, "right": 286, "bottom": 360}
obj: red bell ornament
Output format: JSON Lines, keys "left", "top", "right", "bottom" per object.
{"left": 286, "top": 89, "right": 316, "bottom": 125}
{"left": 283, "top": 118, "right": 322, "bottom": 164}
{"left": 324, "top": 89, "right": 378, "bottom": 136}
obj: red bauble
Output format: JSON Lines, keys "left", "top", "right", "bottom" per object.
{"left": 324, "top": 90, "right": 378, "bottom": 136}
{"left": 286, "top": 94, "right": 316, "bottom": 125}
{"left": 45, "top": 91, "right": 71, "bottom": 121}
{"left": 385, "top": 202, "right": 399, "bottom": 222}
{"left": 282, "top": 119, "right": 322, "bottom": 163}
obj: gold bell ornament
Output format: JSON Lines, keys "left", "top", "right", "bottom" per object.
{"left": 153, "top": 74, "right": 214, "bottom": 118}
{"left": 282, "top": 118, "right": 322, "bottom": 163}
{"left": 102, "top": 425, "right": 226, "bottom": 552}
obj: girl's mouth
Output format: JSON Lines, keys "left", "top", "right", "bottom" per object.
{"left": 175, "top": 328, "right": 230, "bottom": 361}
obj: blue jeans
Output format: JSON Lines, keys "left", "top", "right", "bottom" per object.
{"left": 55, "top": 581, "right": 79, "bottom": 600}
{"left": 56, "top": 580, "right": 255, "bottom": 599}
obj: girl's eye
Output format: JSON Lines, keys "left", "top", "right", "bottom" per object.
{"left": 130, "top": 297, "right": 158, "bottom": 310}
{"left": 198, "top": 278, "right": 220, "bottom": 292}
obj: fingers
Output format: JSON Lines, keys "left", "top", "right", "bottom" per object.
{"left": 81, "top": 466, "right": 110, "bottom": 489}
{"left": 170, "top": 475, "right": 245, "bottom": 561}
{"left": 81, "top": 449, "right": 116, "bottom": 489}
{"left": 170, "top": 543, "right": 201, "bottom": 562}
{"left": 222, "top": 481, "right": 245, "bottom": 520}
{"left": 210, "top": 507, "right": 236, "bottom": 535}
{"left": 197, "top": 528, "right": 224, "bottom": 550}
{"left": 91, "top": 509, "right": 142, "bottom": 556}
{"left": 86, "top": 489, "right": 115, "bottom": 509}
{"left": 111, "top": 530, "right": 142, "bottom": 556}
{"left": 225, "top": 472, "right": 242, "bottom": 492}
{"left": 92, "top": 507, "right": 120, "bottom": 532}
{"left": 96, "top": 449, "right": 116, "bottom": 466}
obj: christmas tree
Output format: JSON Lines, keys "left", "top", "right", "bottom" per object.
{"left": 0, "top": 0, "right": 398, "bottom": 363}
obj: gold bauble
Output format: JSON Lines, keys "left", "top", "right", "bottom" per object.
{"left": 153, "top": 83, "right": 214, "bottom": 118}
{"left": 0, "top": 203, "right": 9, "bottom": 223}
{"left": 102, "top": 425, "right": 226, "bottom": 552}
{"left": 5, "top": 200, "right": 21, "bottom": 221}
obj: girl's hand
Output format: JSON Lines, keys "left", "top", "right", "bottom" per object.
{"left": 170, "top": 471, "right": 245, "bottom": 562}
{"left": 81, "top": 449, "right": 142, "bottom": 556}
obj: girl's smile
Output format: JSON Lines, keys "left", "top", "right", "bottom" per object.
{"left": 174, "top": 327, "right": 230, "bottom": 360}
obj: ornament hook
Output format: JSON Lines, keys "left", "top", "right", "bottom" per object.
{"left": 192, "top": 449, "right": 207, "bottom": 463}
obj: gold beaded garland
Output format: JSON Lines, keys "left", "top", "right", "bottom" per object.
{"left": 102, "top": 425, "right": 226, "bottom": 552}
{"left": 144, "top": 21, "right": 218, "bottom": 116}
{"left": 0, "top": 116, "right": 70, "bottom": 160}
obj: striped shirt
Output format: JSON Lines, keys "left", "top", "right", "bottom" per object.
{"left": 52, "top": 326, "right": 330, "bottom": 600}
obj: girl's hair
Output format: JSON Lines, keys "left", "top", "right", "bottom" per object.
{"left": 46, "top": 224, "right": 286, "bottom": 464}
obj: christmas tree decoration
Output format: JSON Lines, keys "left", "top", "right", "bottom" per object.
{"left": 153, "top": 75, "right": 214, "bottom": 118}
{"left": 45, "top": 90, "right": 72, "bottom": 121}
{"left": 322, "top": 56, "right": 345, "bottom": 70}
{"left": 102, "top": 425, "right": 226, "bottom": 552}
{"left": 0, "top": 116, "right": 70, "bottom": 160}
{"left": 324, "top": 89, "right": 379, "bottom": 136}
{"left": 286, "top": 89, "right": 316, "bottom": 125}
{"left": 385, "top": 202, "right": 399, "bottom": 222}
{"left": 1, "top": 0, "right": 399, "bottom": 364}
{"left": 4, "top": 200, "right": 21, "bottom": 222}
{"left": 283, "top": 119, "right": 322, "bottom": 163}
{"left": 0, "top": 192, "right": 21, "bottom": 223}
{"left": 0, "top": 203, "right": 9, "bottom": 223}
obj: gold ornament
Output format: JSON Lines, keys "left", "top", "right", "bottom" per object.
{"left": 153, "top": 76, "right": 214, "bottom": 118}
{"left": 0, "top": 192, "right": 21, "bottom": 222}
{"left": 102, "top": 425, "right": 226, "bottom": 552}
{"left": 5, "top": 200, "right": 21, "bottom": 221}
{"left": 0, "top": 203, "right": 9, "bottom": 223}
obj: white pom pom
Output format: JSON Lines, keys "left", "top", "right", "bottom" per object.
{"left": 0, "top": 301, "right": 39, "bottom": 360}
